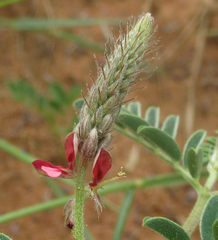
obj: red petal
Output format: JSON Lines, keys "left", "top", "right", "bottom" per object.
{"left": 65, "top": 132, "right": 79, "bottom": 170}
{"left": 32, "top": 160, "right": 70, "bottom": 178}
{"left": 90, "top": 148, "right": 112, "bottom": 187}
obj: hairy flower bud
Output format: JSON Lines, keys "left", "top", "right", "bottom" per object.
{"left": 98, "top": 80, "right": 108, "bottom": 104}
{"left": 102, "top": 93, "right": 120, "bottom": 115}
{"left": 98, "top": 114, "right": 114, "bottom": 136}
{"left": 88, "top": 87, "right": 99, "bottom": 115}
{"left": 79, "top": 104, "right": 89, "bottom": 121}
{"left": 81, "top": 127, "right": 98, "bottom": 161}
{"left": 64, "top": 199, "right": 75, "bottom": 229}
{"left": 92, "top": 105, "right": 103, "bottom": 126}
{"left": 79, "top": 115, "right": 91, "bottom": 140}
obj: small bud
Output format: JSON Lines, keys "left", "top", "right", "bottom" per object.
{"left": 110, "top": 105, "right": 122, "bottom": 117}
{"left": 92, "top": 106, "right": 103, "bottom": 126}
{"left": 67, "top": 221, "right": 74, "bottom": 230}
{"left": 108, "top": 77, "right": 123, "bottom": 96}
{"left": 79, "top": 115, "right": 91, "bottom": 140}
{"left": 103, "top": 93, "right": 120, "bottom": 115}
{"left": 99, "top": 80, "right": 108, "bottom": 104}
{"left": 88, "top": 87, "right": 99, "bottom": 114}
{"left": 64, "top": 199, "right": 75, "bottom": 229}
{"left": 79, "top": 104, "right": 89, "bottom": 121}
{"left": 81, "top": 127, "right": 98, "bottom": 161}
{"left": 98, "top": 114, "right": 114, "bottom": 136}
{"left": 118, "top": 91, "right": 128, "bottom": 105}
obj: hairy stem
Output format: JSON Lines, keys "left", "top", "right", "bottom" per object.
{"left": 74, "top": 165, "right": 86, "bottom": 240}
{"left": 183, "top": 167, "right": 217, "bottom": 236}
{"left": 183, "top": 190, "right": 210, "bottom": 235}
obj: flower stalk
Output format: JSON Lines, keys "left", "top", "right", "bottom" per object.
{"left": 74, "top": 165, "right": 86, "bottom": 240}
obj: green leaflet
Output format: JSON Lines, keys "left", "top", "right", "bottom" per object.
{"left": 183, "top": 130, "right": 207, "bottom": 168}
{"left": 127, "top": 102, "right": 141, "bottom": 117}
{"left": 200, "top": 195, "right": 218, "bottom": 240}
{"left": 119, "top": 106, "right": 133, "bottom": 115}
{"left": 145, "top": 106, "right": 160, "bottom": 128}
{"left": 0, "top": 233, "right": 13, "bottom": 240}
{"left": 117, "top": 114, "right": 150, "bottom": 133}
{"left": 187, "top": 148, "right": 203, "bottom": 179}
{"left": 73, "top": 98, "right": 84, "bottom": 112}
{"left": 143, "top": 217, "right": 190, "bottom": 240}
{"left": 138, "top": 126, "right": 181, "bottom": 161}
{"left": 213, "top": 219, "right": 218, "bottom": 240}
{"left": 161, "top": 115, "right": 180, "bottom": 139}
{"left": 202, "top": 137, "right": 218, "bottom": 166}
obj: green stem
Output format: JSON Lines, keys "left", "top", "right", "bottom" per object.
{"left": 114, "top": 126, "right": 180, "bottom": 166}
{"left": 173, "top": 162, "right": 203, "bottom": 192}
{"left": 183, "top": 168, "right": 217, "bottom": 236}
{"left": 0, "top": 171, "right": 209, "bottom": 225}
{"left": 114, "top": 127, "right": 203, "bottom": 191}
{"left": 183, "top": 190, "right": 210, "bottom": 235}
{"left": 0, "top": 195, "right": 73, "bottom": 224}
{"left": 74, "top": 166, "right": 86, "bottom": 240}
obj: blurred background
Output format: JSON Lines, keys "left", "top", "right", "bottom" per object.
{"left": 0, "top": 0, "right": 218, "bottom": 239}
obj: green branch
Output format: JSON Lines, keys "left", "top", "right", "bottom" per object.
{"left": 0, "top": 170, "right": 209, "bottom": 224}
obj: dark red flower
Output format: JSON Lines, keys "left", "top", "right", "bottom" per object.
{"left": 90, "top": 147, "right": 112, "bottom": 187}
{"left": 32, "top": 132, "right": 78, "bottom": 178}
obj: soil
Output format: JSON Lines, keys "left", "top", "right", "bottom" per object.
{"left": 0, "top": 0, "right": 218, "bottom": 240}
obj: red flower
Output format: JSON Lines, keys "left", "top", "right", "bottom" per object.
{"left": 32, "top": 132, "right": 78, "bottom": 178}
{"left": 32, "top": 132, "right": 112, "bottom": 186}
{"left": 90, "top": 148, "right": 112, "bottom": 187}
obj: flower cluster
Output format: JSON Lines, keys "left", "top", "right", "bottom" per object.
{"left": 32, "top": 132, "right": 112, "bottom": 188}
